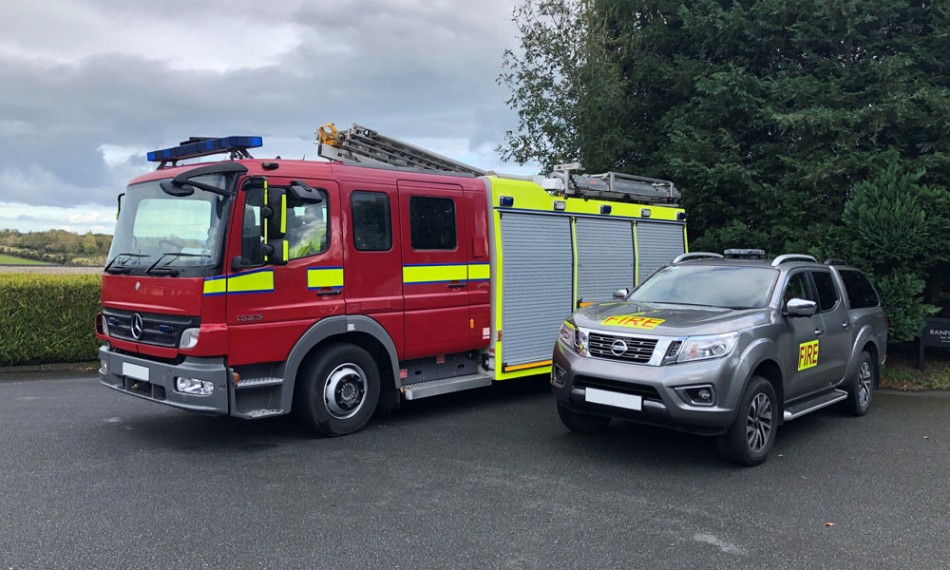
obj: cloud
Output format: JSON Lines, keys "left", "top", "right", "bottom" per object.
{"left": 0, "top": 0, "right": 534, "bottom": 231}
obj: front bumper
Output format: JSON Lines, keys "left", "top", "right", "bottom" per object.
{"left": 551, "top": 341, "right": 749, "bottom": 436}
{"left": 98, "top": 345, "right": 230, "bottom": 415}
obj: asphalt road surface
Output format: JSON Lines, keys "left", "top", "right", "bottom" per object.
{"left": 1, "top": 373, "right": 947, "bottom": 570}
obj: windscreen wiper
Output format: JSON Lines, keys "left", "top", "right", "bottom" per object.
{"left": 105, "top": 252, "right": 149, "bottom": 274}
{"left": 145, "top": 252, "right": 209, "bottom": 276}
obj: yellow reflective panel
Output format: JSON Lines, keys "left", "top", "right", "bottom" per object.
{"left": 228, "top": 269, "right": 275, "bottom": 294}
{"left": 307, "top": 267, "right": 344, "bottom": 289}
{"left": 203, "top": 277, "right": 227, "bottom": 296}
{"left": 467, "top": 263, "right": 490, "bottom": 281}
{"left": 403, "top": 264, "right": 468, "bottom": 284}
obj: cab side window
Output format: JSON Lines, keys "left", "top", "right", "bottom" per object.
{"left": 285, "top": 190, "right": 329, "bottom": 260}
{"left": 782, "top": 272, "right": 814, "bottom": 305}
{"left": 811, "top": 271, "right": 840, "bottom": 312}
{"left": 410, "top": 196, "right": 456, "bottom": 250}
{"left": 351, "top": 191, "right": 392, "bottom": 251}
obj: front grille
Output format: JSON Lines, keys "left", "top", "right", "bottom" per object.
{"left": 575, "top": 375, "right": 662, "bottom": 401}
{"left": 103, "top": 308, "right": 199, "bottom": 348}
{"left": 588, "top": 332, "right": 658, "bottom": 363}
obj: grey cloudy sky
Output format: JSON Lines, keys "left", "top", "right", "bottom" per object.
{"left": 0, "top": 0, "right": 535, "bottom": 233}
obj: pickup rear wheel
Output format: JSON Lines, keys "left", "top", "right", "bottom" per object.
{"left": 717, "top": 376, "right": 777, "bottom": 466}
{"left": 843, "top": 351, "right": 875, "bottom": 416}
{"left": 557, "top": 402, "right": 611, "bottom": 433}
{"left": 294, "top": 344, "right": 380, "bottom": 437}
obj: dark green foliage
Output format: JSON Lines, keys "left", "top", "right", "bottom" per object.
{"left": 0, "top": 274, "right": 102, "bottom": 365}
{"left": 501, "top": 0, "right": 950, "bottom": 343}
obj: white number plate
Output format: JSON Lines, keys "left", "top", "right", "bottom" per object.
{"left": 122, "top": 362, "right": 150, "bottom": 382}
{"left": 585, "top": 387, "right": 642, "bottom": 411}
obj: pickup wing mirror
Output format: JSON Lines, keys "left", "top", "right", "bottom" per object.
{"left": 613, "top": 288, "right": 630, "bottom": 299}
{"left": 785, "top": 298, "right": 817, "bottom": 317}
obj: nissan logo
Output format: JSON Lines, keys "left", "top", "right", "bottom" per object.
{"left": 130, "top": 313, "right": 144, "bottom": 340}
{"left": 611, "top": 339, "right": 628, "bottom": 356}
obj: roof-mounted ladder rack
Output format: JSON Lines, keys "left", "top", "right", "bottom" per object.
{"left": 317, "top": 123, "right": 485, "bottom": 176}
{"left": 771, "top": 254, "right": 817, "bottom": 266}
{"left": 551, "top": 163, "right": 680, "bottom": 204}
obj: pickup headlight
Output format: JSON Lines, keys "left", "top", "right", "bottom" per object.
{"left": 671, "top": 332, "right": 739, "bottom": 363}
{"left": 558, "top": 321, "right": 589, "bottom": 357}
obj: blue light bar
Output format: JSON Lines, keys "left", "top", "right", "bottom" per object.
{"left": 147, "top": 136, "right": 263, "bottom": 163}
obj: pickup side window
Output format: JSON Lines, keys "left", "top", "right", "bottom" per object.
{"left": 839, "top": 269, "right": 880, "bottom": 308}
{"left": 811, "top": 270, "right": 840, "bottom": 312}
{"left": 782, "top": 272, "right": 815, "bottom": 304}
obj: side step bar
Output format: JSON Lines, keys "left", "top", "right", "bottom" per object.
{"left": 402, "top": 373, "right": 493, "bottom": 400}
{"left": 783, "top": 389, "right": 848, "bottom": 421}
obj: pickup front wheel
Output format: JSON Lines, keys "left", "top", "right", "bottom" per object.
{"left": 718, "top": 376, "right": 777, "bottom": 466}
{"left": 843, "top": 350, "right": 875, "bottom": 416}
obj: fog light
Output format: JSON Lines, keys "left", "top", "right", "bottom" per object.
{"left": 676, "top": 384, "right": 716, "bottom": 406}
{"left": 552, "top": 364, "right": 567, "bottom": 387}
{"left": 175, "top": 377, "right": 214, "bottom": 396}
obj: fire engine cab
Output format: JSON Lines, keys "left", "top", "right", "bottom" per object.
{"left": 97, "top": 125, "right": 687, "bottom": 436}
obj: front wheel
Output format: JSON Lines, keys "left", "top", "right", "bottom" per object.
{"left": 843, "top": 351, "right": 875, "bottom": 416}
{"left": 294, "top": 344, "right": 380, "bottom": 436}
{"left": 717, "top": 376, "right": 777, "bottom": 466}
{"left": 557, "top": 402, "right": 611, "bottom": 433}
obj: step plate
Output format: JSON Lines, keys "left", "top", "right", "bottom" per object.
{"left": 402, "top": 374, "right": 493, "bottom": 401}
{"left": 784, "top": 389, "right": 848, "bottom": 421}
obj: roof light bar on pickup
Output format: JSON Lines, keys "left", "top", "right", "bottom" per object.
{"left": 147, "top": 136, "right": 263, "bottom": 167}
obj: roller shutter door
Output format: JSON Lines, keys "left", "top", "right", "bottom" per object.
{"left": 500, "top": 213, "right": 573, "bottom": 367}
{"left": 636, "top": 222, "right": 685, "bottom": 283}
{"left": 576, "top": 218, "right": 635, "bottom": 304}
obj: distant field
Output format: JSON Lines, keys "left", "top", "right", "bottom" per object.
{"left": 0, "top": 254, "right": 49, "bottom": 265}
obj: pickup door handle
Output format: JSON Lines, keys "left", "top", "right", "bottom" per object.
{"left": 841, "top": 321, "right": 850, "bottom": 329}
{"left": 814, "top": 328, "right": 823, "bottom": 336}
{"left": 448, "top": 282, "right": 467, "bottom": 289}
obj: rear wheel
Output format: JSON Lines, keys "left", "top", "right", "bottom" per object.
{"left": 717, "top": 376, "right": 777, "bottom": 466}
{"left": 294, "top": 344, "right": 380, "bottom": 436}
{"left": 843, "top": 351, "right": 875, "bottom": 416}
{"left": 557, "top": 402, "right": 611, "bottom": 433}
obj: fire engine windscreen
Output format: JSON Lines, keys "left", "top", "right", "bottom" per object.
{"left": 107, "top": 175, "right": 230, "bottom": 275}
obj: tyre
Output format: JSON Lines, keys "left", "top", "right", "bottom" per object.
{"left": 294, "top": 344, "right": 380, "bottom": 436}
{"left": 717, "top": 376, "right": 777, "bottom": 466}
{"left": 843, "top": 350, "right": 875, "bottom": 417}
{"left": 557, "top": 402, "right": 611, "bottom": 433}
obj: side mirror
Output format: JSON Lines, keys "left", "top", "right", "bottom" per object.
{"left": 262, "top": 239, "right": 288, "bottom": 266}
{"left": 786, "top": 298, "right": 817, "bottom": 317}
{"left": 613, "top": 288, "right": 629, "bottom": 299}
{"left": 262, "top": 186, "right": 287, "bottom": 241}
{"left": 289, "top": 180, "right": 324, "bottom": 204}
{"left": 160, "top": 180, "right": 194, "bottom": 197}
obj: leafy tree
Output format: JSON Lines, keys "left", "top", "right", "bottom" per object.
{"left": 501, "top": 0, "right": 950, "bottom": 341}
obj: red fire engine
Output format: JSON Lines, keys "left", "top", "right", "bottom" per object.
{"left": 97, "top": 124, "right": 686, "bottom": 435}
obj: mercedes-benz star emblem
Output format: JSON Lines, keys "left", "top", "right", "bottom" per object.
{"left": 611, "top": 339, "right": 628, "bottom": 356}
{"left": 131, "top": 313, "right": 144, "bottom": 340}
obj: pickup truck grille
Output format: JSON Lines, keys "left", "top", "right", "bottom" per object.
{"left": 588, "top": 332, "right": 657, "bottom": 363}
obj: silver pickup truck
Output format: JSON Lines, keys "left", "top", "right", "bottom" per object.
{"left": 551, "top": 250, "right": 887, "bottom": 465}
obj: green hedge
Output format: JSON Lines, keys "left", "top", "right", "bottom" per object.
{"left": 0, "top": 274, "right": 101, "bottom": 366}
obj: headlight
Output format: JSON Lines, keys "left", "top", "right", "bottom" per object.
{"left": 673, "top": 332, "right": 739, "bottom": 363}
{"left": 180, "top": 328, "right": 200, "bottom": 349}
{"left": 558, "top": 321, "right": 589, "bottom": 356}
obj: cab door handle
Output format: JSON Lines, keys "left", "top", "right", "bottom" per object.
{"left": 448, "top": 282, "right": 467, "bottom": 289}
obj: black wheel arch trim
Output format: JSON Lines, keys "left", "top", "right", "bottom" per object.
{"left": 280, "top": 315, "right": 400, "bottom": 413}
